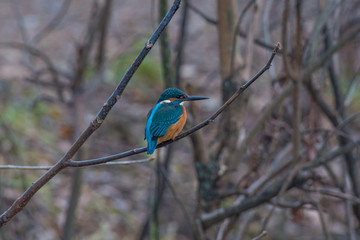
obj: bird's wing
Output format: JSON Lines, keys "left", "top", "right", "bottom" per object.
{"left": 148, "top": 103, "right": 183, "bottom": 140}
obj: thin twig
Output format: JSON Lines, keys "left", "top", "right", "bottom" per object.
{"left": 10, "top": 0, "right": 29, "bottom": 42}
{"left": 303, "top": 138, "right": 360, "bottom": 170}
{"left": 344, "top": 66, "right": 360, "bottom": 106}
{"left": 174, "top": 0, "right": 188, "bottom": 87}
{"left": 188, "top": 2, "right": 278, "bottom": 52}
{"left": 268, "top": 200, "right": 316, "bottom": 209}
{"left": 0, "top": 42, "right": 64, "bottom": 102}
{"left": 188, "top": 3, "right": 217, "bottom": 24}
{"left": 301, "top": 2, "right": 336, "bottom": 65}
{"left": 263, "top": 0, "right": 277, "bottom": 80}
{"left": 95, "top": 0, "right": 112, "bottom": 71}
{"left": 159, "top": 166, "right": 195, "bottom": 238}
{"left": 252, "top": 230, "right": 267, "bottom": 240}
{"left": 344, "top": 174, "right": 357, "bottom": 240}
{"left": 0, "top": 159, "right": 154, "bottom": 170}
{"left": 315, "top": 201, "right": 332, "bottom": 240}
{"left": 300, "top": 186, "right": 360, "bottom": 204}
{"left": 32, "top": 0, "right": 72, "bottom": 43}
{"left": 234, "top": 211, "right": 255, "bottom": 240}
{"left": 160, "top": 0, "right": 175, "bottom": 88}
{"left": 281, "top": 0, "right": 297, "bottom": 80}
{"left": 323, "top": 25, "right": 344, "bottom": 116}
{"left": 230, "top": 0, "right": 256, "bottom": 75}
{"left": 302, "top": 23, "right": 360, "bottom": 80}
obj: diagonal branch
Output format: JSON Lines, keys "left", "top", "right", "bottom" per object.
{"left": 0, "top": 0, "right": 181, "bottom": 228}
{"left": 303, "top": 138, "right": 360, "bottom": 170}
{"left": 68, "top": 43, "right": 281, "bottom": 167}
{"left": 201, "top": 173, "right": 310, "bottom": 228}
{"left": 302, "top": 23, "right": 360, "bottom": 80}
{"left": 32, "top": 0, "right": 73, "bottom": 43}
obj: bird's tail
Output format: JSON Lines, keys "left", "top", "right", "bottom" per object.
{"left": 147, "top": 138, "right": 157, "bottom": 154}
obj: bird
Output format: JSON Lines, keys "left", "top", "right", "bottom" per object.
{"left": 145, "top": 88, "right": 208, "bottom": 154}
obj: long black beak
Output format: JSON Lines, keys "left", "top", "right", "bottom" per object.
{"left": 184, "top": 95, "right": 209, "bottom": 101}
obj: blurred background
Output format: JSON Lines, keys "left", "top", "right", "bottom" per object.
{"left": 0, "top": 0, "right": 360, "bottom": 239}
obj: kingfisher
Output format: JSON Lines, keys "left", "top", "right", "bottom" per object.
{"left": 145, "top": 88, "right": 208, "bottom": 154}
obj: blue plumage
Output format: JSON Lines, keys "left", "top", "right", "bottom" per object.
{"left": 145, "top": 88, "right": 208, "bottom": 154}
{"left": 145, "top": 101, "right": 183, "bottom": 154}
{"left": 156, "top": 88, "right": 187, "bottom": 103}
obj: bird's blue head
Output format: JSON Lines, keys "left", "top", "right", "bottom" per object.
{"left": 157, "top": 88, "right": 208, "bottom": 103}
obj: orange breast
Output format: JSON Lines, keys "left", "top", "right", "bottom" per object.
{"left": 157, "top": 105, "right": 187, "bottom": 143}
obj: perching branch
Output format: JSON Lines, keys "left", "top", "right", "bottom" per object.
{"left": 0, "top": 42, "right": 281, "bottom": 170}
{"left": 0, "top": 0, "right": 181, "bottom": 228}
{"left": 0, "top": 159, "right": 154, "bottom": 170}
{"left": 68, "top": 42, "right": 281, "bottom": 167}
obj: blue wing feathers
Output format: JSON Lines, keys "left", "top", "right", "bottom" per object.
{"left": 147, "top": 138, "right": 157, "bottom": 155}
{"left": 145, "top": 102, "right": 183, "bottom": 154}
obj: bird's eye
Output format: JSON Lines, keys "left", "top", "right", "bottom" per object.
{"left": 178, "top": 95, "right": 186, "bottom": 99}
